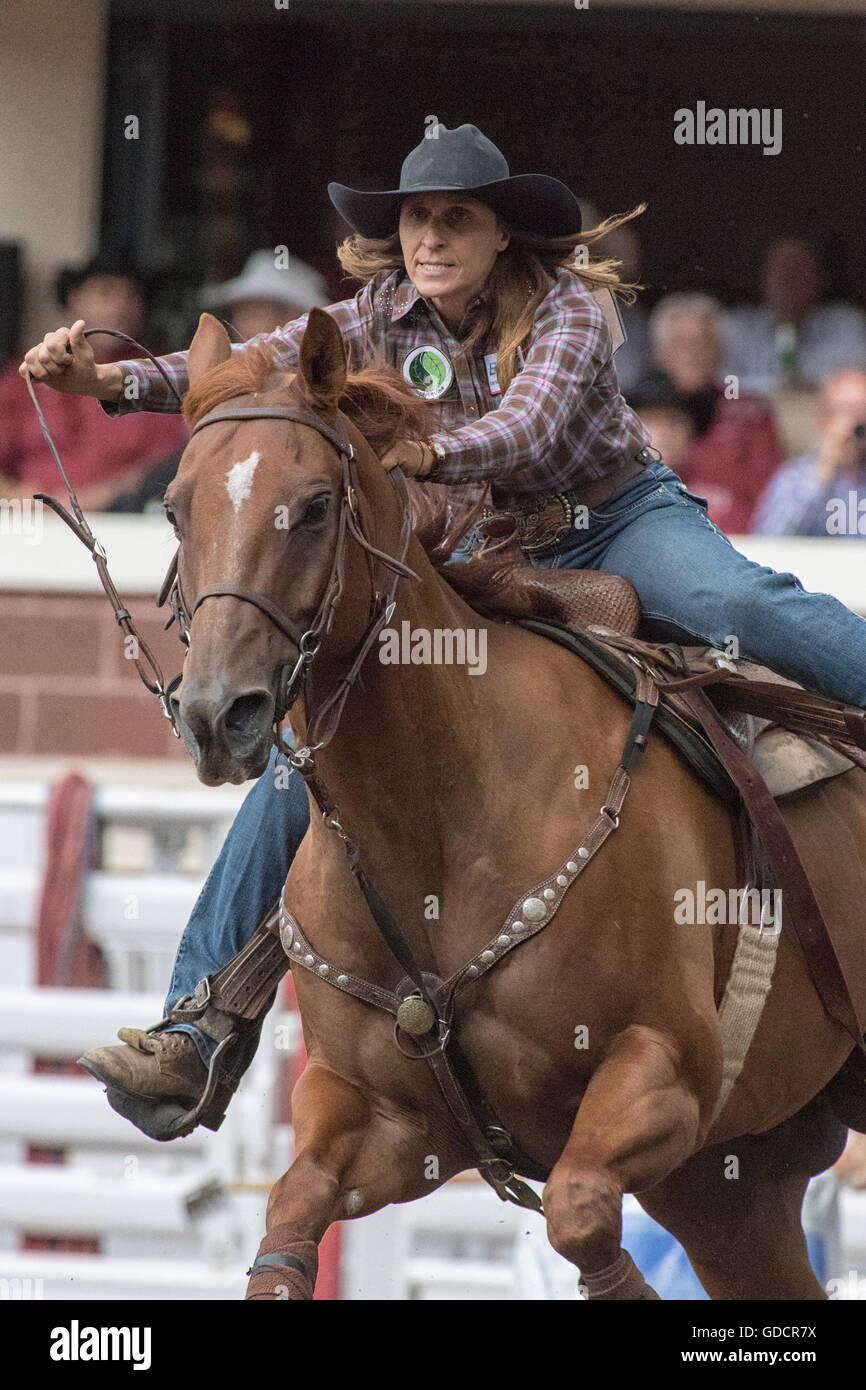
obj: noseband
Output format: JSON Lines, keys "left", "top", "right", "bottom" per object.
{"left": 160, "top": 401, "right": 419, "bottom": 754}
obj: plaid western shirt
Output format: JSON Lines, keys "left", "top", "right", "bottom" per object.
{"left": 102, "top": 267, "right": 649, "bottom": 501}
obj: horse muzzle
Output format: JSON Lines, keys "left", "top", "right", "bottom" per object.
{"left": 173, "top": 680, "right": 276, "bottom": 785}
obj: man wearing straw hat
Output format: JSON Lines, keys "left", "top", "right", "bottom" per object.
{"left": 201, "top": 249, "right": 328, "bottom": 341}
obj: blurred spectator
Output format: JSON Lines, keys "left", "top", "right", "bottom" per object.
{"left": 627, "top": 370, "right": 698, "bottom": 478}
{"left": 579, "top": 198, "right": 649, "bottom": 393}
{"left": 614, "top": 307, "right": 651, "bottom": 397}
{"left": 108, "top": 251, "right": 330, "bottom": 513}
{"left": 1, "top": 248, "right": 187, "bottom": 510}
{"left": 200, "top": 249, "right": 328, "bottom": 340}
{"left": 835, "top": 1132, "right": 866, "bottom": 1190}
{"left": 646, "top": 293, "right": 781, "bottom": 533}
{"left": 752, "top": 368, "right": 866, "bottom": 537}
{"left": 723, "top": 235, "right": 866, "bottom": 395}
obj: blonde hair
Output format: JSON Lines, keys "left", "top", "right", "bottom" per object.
{"left": 336, "top": 203, "right": 646, "bottom": 394}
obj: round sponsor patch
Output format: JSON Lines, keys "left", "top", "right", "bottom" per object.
{"left": 401, "top": 345, "right": 454, "bottom": 399}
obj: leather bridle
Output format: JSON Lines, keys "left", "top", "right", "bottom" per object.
{"left": 159, "top": 400, "right": 420, "bottom": 756}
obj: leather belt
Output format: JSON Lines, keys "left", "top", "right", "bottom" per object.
{"left": 486, "top": 448, "right": 653, "bottom": 555}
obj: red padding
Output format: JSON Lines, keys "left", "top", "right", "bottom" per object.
{"left": 34, "top": 770, "right": 103, "bottom": 988}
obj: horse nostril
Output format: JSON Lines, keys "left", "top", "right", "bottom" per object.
{"left": 221, "top": 691, "right": 274, "bottom": 743}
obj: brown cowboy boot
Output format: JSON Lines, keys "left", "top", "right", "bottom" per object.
{"left": 79, "top": 1028, "right": 218, "bottom": 1141}
{"left": 77, "top": 899, "right": 290, "bottom": 1141}
{"left": 78, "top": 1029, "right": 207, "bottom": 1106}
{"left": 78, "top": 1020, "right": 241, "bottom": 1142}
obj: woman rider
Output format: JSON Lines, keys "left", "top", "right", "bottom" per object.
{"left": 22, "top": 123, "right": 866, "bottom": 1135}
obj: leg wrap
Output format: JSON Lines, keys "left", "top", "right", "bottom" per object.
{"left": 246, "top": 1226, "right": 319, "bottom": 1301}
{"left": 578, "top": 1249, "right": 660, "bottom": 1301}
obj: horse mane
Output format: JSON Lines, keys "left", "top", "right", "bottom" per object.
{"left": 181, "top": 344, "right": 435, "bottom": 454}
{"left": 181, "top": 343, "right": 508, "bottom": 591}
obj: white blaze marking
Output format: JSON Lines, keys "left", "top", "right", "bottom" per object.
{"left": 225, "top": 451, "right": 260, "bottom": 513}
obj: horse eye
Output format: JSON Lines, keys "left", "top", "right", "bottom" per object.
{"left": 301, "top": 496, "right": 329, "bottom": 526}
{"left": 164, "top": 506, "right": 178, "bottom": 529}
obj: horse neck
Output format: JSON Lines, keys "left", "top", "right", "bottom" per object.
{"left": 294, "top": 434, "right": 498, "bottom": 871}
{"left": 288, "top": 427, "right": 613, "bottom": 972}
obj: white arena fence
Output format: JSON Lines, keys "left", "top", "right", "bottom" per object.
{"left": 0, "top": 513, "right": 865, "bottom": 614}
{"left": 0, "top": 775, "right": 299, "bottom": 1300}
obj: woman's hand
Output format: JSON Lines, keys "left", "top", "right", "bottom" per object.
{"left": 19, "top": 319, "right": 122, "bottom": 402}
{"left": 379, "top": 440, "right": 436, "bottom": 477}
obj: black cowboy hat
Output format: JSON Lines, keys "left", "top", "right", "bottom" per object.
{"left": 328, "top": 123, "right": 582, "bottom": 239}
{"left": 55, "top": 244, "right": 155, "bottom": 309}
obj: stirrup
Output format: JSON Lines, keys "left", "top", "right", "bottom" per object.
{"left": 98, "top": 1031, "right": 238, "bottom": 1142}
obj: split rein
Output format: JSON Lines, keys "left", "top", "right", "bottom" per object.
{"left": 25, "top": 329, "right": 184, "bottom": 732}
{"left": 23, "top": 328, "right": 420, "bottom": 759}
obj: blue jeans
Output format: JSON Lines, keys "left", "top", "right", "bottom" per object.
{"left": 164, "top": 459, "right": 866, "bottom": 1065}
{"left": 163, "top": 732, "right": 311, "bottom": 1064}
{"left": 528, "top": 460, "right": 866, "bottom": 703}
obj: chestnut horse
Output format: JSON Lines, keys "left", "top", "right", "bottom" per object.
{"left": 168, "top": 308, "right": 865, "bottom": 1300}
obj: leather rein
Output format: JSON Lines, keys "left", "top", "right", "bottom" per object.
{"left": 25, "top": 329, "right": 186, "bottom": 731}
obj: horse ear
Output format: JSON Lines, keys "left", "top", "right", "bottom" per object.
{"left": 188, "top": 313, "right": 232, "bottom": 383}
{"left": 297, "top": 307, "right": 347, "bottom": 405}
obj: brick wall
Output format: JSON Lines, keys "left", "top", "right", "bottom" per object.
{"left": 0, "top": 591, "right": 187, "bottom": 759}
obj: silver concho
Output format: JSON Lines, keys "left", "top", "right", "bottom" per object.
{"left": 396, "top": 996, "right": 436, "bottom": 1036}
{"left": 279, "top": 908, "right": 294, "bottom": 951}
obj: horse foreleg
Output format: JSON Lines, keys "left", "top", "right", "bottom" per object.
{"left": 246, "top": 1062, "right": 456, "bottom": 1300}
{"left": 543, "top": 1023, "right": 710, "bottom": 1300}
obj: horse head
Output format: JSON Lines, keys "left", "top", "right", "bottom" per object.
{"left": 165, "top": 308, "right": 433, "bottom": 785}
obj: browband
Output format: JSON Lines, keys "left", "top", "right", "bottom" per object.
{"left": 192, "top": 405, "right": 352, "bottom": 458}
